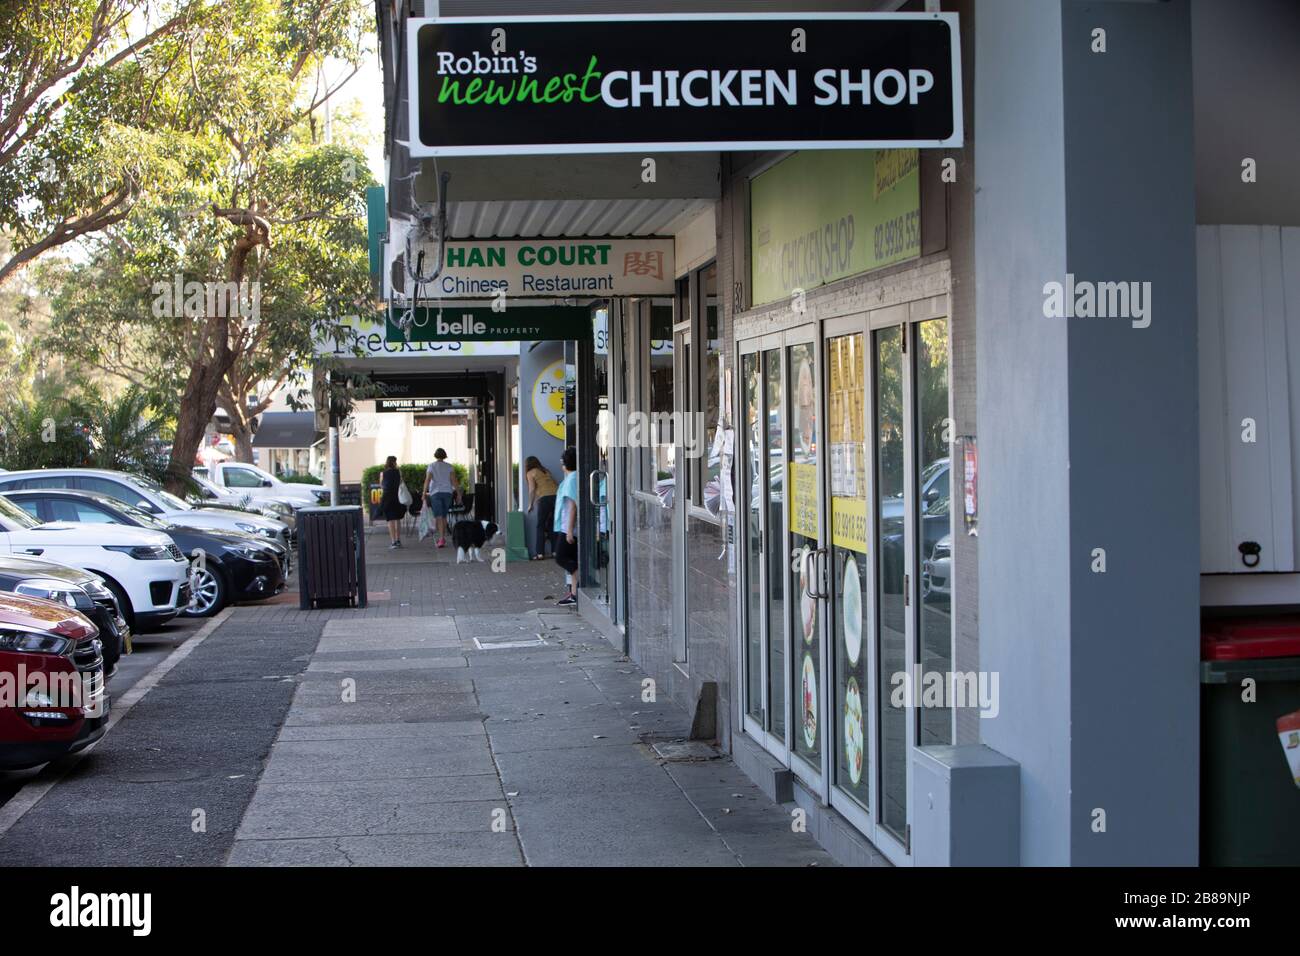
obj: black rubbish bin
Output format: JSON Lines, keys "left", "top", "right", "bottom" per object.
{"left": 1201, "top": 616, "right": 1300, "bottom": 865}
{"left": 297, "top": 506, "right": 368, "bottom": 610}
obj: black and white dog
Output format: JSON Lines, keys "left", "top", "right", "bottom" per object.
{"left": 452, "top": 519, "right": 499, "bottom": 564}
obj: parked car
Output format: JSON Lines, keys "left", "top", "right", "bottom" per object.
{"left": 880, "top": 457, "right": 950, "bottom": 523}
{"left": 0, "top": 554, "right": 131, "bottom": 677}
{"left": 0, "top": 591, "right": 109, "bottom": 770}
{"left": 195, "top": 462, "right": 329, "bottom": 507}
{"left": 922, "top": 532, "right": 952, "bottom": 604}
{"left": 188, "top": 473, "right": 298, "bottom": 531}
{"left": 0, "top": 492, "right": 190, "bottom": 631}
{"left": 0, "top": 469, "right": 290, "bottom": 549}
{"left": 4, "top": 490, "right": 286, "bottom": 617}
{"left": 880, "top": 494, "right": 951, "bottom": 594}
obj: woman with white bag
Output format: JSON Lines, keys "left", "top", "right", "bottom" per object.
{"left": 380, "top": 455, "right": 410, "bottom": 549}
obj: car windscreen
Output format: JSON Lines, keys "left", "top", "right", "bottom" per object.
{"left": 117, "top": 503, "right": 172, "bottom": 531}
{"left": 128, "top": 475, "right": 192, "bottom": 511}
{"left": 0, "top": 493, "right": 40, "bottom": 529}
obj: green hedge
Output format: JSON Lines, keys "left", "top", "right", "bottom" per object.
{"left": 281, "top": 474, "right": 323, "bottom": 485}
{"left": 361, "top": 461, "right": 471, "bottom": 495}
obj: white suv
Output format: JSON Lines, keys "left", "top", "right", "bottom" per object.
{"left": 0, "top": 493, "right": 189, "bottom": 630}
{"left": 196, "top": 463, "right": 329, "bottom": 507}
{"left": 0, "top": 469, "right": 291, "bottom": 549}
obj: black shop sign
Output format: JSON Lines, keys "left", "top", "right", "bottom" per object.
{"left": 407, "top": 13, "right": 962, "bottom": 156}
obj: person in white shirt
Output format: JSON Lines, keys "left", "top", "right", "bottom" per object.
{"left": 423, "top": 448, "right": 457, "bottom": 549}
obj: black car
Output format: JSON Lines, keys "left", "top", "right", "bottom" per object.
{"left": 0, "top": 553, "right": 132, "bottom": 677}
{"left": 5, "top": 490, "right": 287, "bottom": 618}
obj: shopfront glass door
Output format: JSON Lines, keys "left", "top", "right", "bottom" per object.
{"left": 741, "top": 312, "right": 949, "bottom": 863}
{"left": 826, "top": 328, "right": 870, "bottom": 813}
{"left": 874, "top": 325, "right": 910, "bottom": 843}
{"left": 914, "top": 319, "right": 952, "bottom": 747}
{"left": 786, "top": 335, "right": 823, "bottom": 783}
{"left": 739, "top": 336, "right": 789, "bottom": 756}
{"left": 742, "top": 348, "right": 764, "bottom": 727}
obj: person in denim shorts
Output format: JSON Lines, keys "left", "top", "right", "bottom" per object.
{"left": 423, "top": 448, "right": 457, "bottom": 548}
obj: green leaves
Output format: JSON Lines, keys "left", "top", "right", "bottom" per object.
{"left": 0, "top": 0, "right": 211, "bottom": 284}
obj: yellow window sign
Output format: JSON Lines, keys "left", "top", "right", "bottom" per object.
{"left": 788, "top": 462, "right": 819, "bottom": 539}
{"left": 831, "top": 496, "right": 868, "bottom": 555}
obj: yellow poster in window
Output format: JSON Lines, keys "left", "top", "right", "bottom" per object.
{"left": 788, "top": 462, "right": 819, "bottom": 539}
{"left": 831, "top": 496, "right": 868, "bottom": 554}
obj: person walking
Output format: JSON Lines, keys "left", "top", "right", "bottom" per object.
{"left": 380, "top": 455, "right": 406, "bottom": 549}
{"left": 553, "top": 446, "right": 579, "bottom": 606}
{"left": 524, "top": 455, "right": 558, "bottom": 560}
{"left": 423, "top": 448, "right": 457, "bottom": 549}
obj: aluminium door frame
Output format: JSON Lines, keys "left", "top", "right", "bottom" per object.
{"left": 737, "top": 330, "right": 791, "bottom": 765}
{"left": 781, "top": 320, "right": 828, "bottom": 796}
{"left": 671, "top": 323, "right": 691, "bottom": 664}
{"left": 737, "top": 335, "right": 768, "bottom": 749}
{"left": 822, "top": 312, "right": 882, "bottom": 845}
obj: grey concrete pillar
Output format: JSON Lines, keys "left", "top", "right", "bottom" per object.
{"left": 975, "top": 0, "right": 1199, "bottom": 865}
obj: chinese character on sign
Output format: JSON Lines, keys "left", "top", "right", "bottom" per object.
{"left": 623, "top": 251, "right": 665, "bottom": 280}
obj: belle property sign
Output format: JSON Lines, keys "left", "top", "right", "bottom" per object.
{"left": 385, "top": 305, "right": 593, "bottom": 344}
{"left": 426, "top": 238, "right": 674, "bottom": 298}
{"left": 407, "top": 13, "right": 962, "bottom": 156}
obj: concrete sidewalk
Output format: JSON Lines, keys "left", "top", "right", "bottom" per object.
{"left": 226, "top": 531, "right": 835, "bottom": 866}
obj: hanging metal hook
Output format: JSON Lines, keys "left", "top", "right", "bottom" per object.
{"left": 403, "top": 167, "right": 451, "bottom": 286}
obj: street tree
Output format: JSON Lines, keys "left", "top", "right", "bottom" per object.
{"left": 42, "top": 0, "right": 376, "bottom": 493}
{"left": 0, "top": 0, "right": 210, "bottom": 286}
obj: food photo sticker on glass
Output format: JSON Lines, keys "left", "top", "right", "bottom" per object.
{"left": 844, "top": 676, "right": 864, "bottom": 786}
{"left": 800, "top": 547, "right": 817, "bottom": 644}
{"left": 842, "top": 553, "right": 863, "bottom": 666}
{"left": 802, "top": 653, "right": 818, "bottom": 750}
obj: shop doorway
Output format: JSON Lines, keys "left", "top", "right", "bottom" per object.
{"left": 737, "top": 307, "right": 952, "bottom": 865}
{"left": 576, "top": 300, "right": 629, "bottom": 634}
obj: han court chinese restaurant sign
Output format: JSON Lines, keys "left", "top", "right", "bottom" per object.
{"left": 407, "top": 13, "right": 962, "bottom": 156}
{"left": 422, "top": 238, "right": 674, "bottom": 298}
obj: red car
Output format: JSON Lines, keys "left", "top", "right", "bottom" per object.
{"left": 0, "top": 592, "right": 109, "bottom": 770}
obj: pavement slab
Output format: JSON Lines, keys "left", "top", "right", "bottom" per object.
{"left": 0, "top": 535, "right": 835, "bottom": 867}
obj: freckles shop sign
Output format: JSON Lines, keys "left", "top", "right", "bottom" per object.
{"left": 406, "top": 13, "right": 963, "bottom": 156}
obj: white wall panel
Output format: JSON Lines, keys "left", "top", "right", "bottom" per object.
{"left": 1199, "top": 225, "right": 1298, "bottom": 574}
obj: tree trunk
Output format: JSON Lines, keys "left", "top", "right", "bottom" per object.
{"left": 232, "top": 425, "right": 255, "bottom": 464}
{"left": 164, "top": 313, "right": 236, "bottom": 495}
{"left": 164, "top": 211, "right": 264, "bottom": 493}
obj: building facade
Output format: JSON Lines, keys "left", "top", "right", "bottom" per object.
{"left": 364, "top": 0, "right": 1300, "bottom": 866}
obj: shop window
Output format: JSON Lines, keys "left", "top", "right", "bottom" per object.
{"left": 694, "top": 263, "right": 722, "bottom": 516}
{"left": 646, "top": 302, "right": 675, "bottom": 497}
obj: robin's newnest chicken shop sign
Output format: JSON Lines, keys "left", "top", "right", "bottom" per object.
{"left": 406, "top": 13, "right": 962, "bottom": 156}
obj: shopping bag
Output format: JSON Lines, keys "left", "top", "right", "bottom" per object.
{"left": 417, "top": 504, "right": 433, "bottom": 540}
{"left": 398, "top": 482, "right": 413, "bottom": 506}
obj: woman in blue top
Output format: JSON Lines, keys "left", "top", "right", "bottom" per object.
{"left": 553, "top": 446, "right": 579, "bottom": 606}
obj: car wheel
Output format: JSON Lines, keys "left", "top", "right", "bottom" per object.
{"left": 184, "top": 564, "right": 226, "bottom": 618}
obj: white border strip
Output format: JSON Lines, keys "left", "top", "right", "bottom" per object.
{"left": 0, "top": 607, "right": 234, "bottom": 838}
{"left": 406, "top": 12, "right": 964, "bottom": 157}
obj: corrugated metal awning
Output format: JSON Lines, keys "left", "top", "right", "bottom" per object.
{"left": 445, "top": 196, "right": 713, "bottom": 239}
